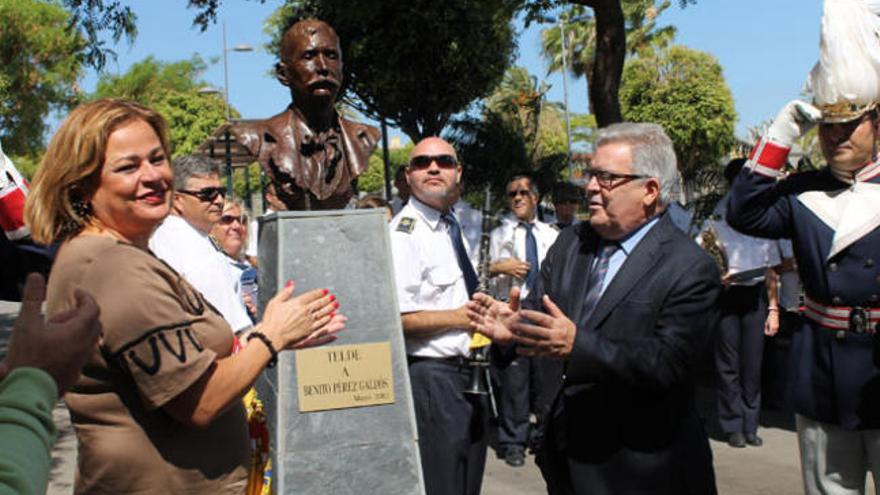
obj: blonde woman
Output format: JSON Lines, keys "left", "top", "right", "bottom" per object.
{"left": 25, "top": 99, "right": 344, "bottom": 494}
{"left": 211, "top": 199, "right": 259, "bottom": 317}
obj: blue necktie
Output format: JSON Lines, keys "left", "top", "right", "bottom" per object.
{"left": 442, "top": 212, "right": 479, "bottom": 297}
{"left": 581, "top": 242, "right": 619, "bottom": 323}
{"left": 522, "top": 222, "right": 539, "bottom": 290}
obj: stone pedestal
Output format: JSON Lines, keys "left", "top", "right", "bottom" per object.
{"left": 257, "top": 209, "right": 424, "bottom": 495}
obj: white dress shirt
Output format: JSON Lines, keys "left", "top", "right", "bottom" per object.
{"left": 149, "top": 215, "right": 253, "bottom": 333}
{"left": 700, "top": 194, "right": 781, "bottom": 286}
{"left": 488, "top": 214, "right": 559, "bottom": 299}
{"left": 390, "top": 197, "right": 474, "bottom": 358}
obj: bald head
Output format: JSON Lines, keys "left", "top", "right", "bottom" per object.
{"left": 406, "top": 137, "right": 462, "bottom": 211}
{"left": 409, "top": 137, "right": 458, "bottom": 164}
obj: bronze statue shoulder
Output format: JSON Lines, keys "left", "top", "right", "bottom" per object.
{"left": 229, "top": 109, "right": 294, "bottom": 158}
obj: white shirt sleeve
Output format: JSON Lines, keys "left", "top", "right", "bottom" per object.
{"left": 390, "top": 226, "right": 424, "bottom": 314}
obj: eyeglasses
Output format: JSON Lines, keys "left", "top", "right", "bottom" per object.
{"left": 177, "top": 186, "right": 226, "bottom": 202}
{"left": 408, "top": 154, "right": 457, "bottom": 170}
{"left": 507, "top": 189, "right": 533, "bottom": 199}
{"left": 219, "top": 214, "right": 246, "bottom": 225}
{"left": 584, "top": 167, "right": 650, "bottom": 189}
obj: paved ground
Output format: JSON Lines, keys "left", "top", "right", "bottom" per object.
{"left": 0, "top": 300, "right": 874, "bottom": 494}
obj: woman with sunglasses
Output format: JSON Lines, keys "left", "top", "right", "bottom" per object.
{"left": 24, "top": 99, "right": 345, "bottom": 494}
{"left": 211, "top": 199, "right": 259, "bottom": 318}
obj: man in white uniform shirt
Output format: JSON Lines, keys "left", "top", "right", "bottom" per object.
{"left": 488, "top": 174, "right": 559, "bottom": 467}
{"left": 389, "top": 137, "right": 488, "bottom": 495}
{"left": 149, "top": 155, "right": 252, "bottom": 334}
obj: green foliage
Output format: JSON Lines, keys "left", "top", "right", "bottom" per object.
{"left": 61, "top": 0, "right": 137, "bottom": 70}
{"left": 358, "top": 144, "right": 413, "bottom": 194}
{"left": 152, "top": 91, "right": 228, "bottom": 157}
{"left": 265, "top": 0, "right": 518, "bottom": 141}
{"left": 0, "top": 0, "right": 85, "bottom": 155}
{"left": 92, "top": 55, "right": 207, "bottom": 103}
{"left": 231, "top": 162, "right": 263, "bottom": 209}
{"left": 540, "top": 1, "right": 677, "bottom": 100}
{"left": 448, "top": 66, "right": 567, "bottom": 203}
{"left": 521, "top": 0, "right": 695, "bottom": 25}
{"left": 90, "top": 55, "right": 231, "bottom": 158}
{"left": 7, "top": 153, "right": 41, "bottom": 181}
{"left": 619, "top": 44, "right": 736, "bottom": 209}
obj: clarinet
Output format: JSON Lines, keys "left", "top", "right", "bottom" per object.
{"left": 464, "top": 186, "right": 499, "bottom": 419}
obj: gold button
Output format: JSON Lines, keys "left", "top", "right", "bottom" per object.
{"left": 829, "top": 263, "right": 839, "bottom": 272}
{"left": 833, "top": 296, "right": 842, "bottom": 305}
{"left": 867, "top": 259, "right": 876, "bottom": 268}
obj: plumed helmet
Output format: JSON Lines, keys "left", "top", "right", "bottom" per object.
{"left": 807, "top": 0, "right": 880, "bottom": 122}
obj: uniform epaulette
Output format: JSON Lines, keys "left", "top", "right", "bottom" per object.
{"left": 396, "top": 217, "right": 416, "bottom": 234}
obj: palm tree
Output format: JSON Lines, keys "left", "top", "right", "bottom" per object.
{"left": 447, "top": 66, "right": 567, "bottom": 200}
{"left": 485, "top": 67, "right": 554, "bottom": 163}
{"left": 540, "top": 0, "right": 677, "bottom": 113}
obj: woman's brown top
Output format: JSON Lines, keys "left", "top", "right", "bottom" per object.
{"left": 47, "top": 235, "right": 248, "bottom": 494}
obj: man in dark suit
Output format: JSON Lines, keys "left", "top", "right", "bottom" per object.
{"left": 469, "top": 122, "right": 720, "bottom": 495}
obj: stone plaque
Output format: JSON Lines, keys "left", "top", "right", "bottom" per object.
{"left": 296, "top": 342, "right": 395, "bottom": 412}
{"left": 257, "top": 209, "right": 424, "bottom": 495}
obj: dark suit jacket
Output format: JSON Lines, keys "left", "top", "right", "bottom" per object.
{"left": 525, "top": 212, "right": 720, "bottom": 495}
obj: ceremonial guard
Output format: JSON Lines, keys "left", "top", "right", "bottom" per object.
{"left": 728, "top": 0, "right": 880, "bottom": 491}
{"left": 389, "top": 137, "right": 488, "bottom": 495}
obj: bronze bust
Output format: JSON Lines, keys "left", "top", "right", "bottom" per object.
{"left": 231, "top": 19, "right": 380, "bottom": 210}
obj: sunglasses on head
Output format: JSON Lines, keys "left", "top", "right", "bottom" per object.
{"left": 177, "top": 186, "right": 226, "bottom": 202}
{"left": 408, "top": 154, "right": 457, "bottom": 170}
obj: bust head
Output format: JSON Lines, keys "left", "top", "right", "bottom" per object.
{"left": 276, "top": 19, "right": 343, "bottom": 109}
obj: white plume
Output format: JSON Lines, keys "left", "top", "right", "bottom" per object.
{"left": 806, "top": 0, "right": 880, "bottom": 106}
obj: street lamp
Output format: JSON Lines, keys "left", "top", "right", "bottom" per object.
{"left": 540, "top": 13, "right": 590, "bottom": 180}
{"left": 215, "top": 23, "right": 254, "bottom": 198}
{"left": 222, "top": 22, "right": 254, "bottom": 122}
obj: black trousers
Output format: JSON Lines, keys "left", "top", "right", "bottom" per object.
{"left": 715, "top": 283, "right": 767, "bottom": 435}
{"left": 497, "top": 354, "right": 564, "bottom": 448}
{"left": 535, "top": 403, "right": 717, "bottom": 495}
{"left": 409, "top": 358, "right": 489, "bottom": 495}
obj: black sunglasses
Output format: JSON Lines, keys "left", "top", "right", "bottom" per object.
{"left": 177, "top": 186, "right": 226, "bottom": 202}
{"left": 507, "top": 189, "right": 533, "bottom": 198}
{"left": 408, "top": 154, "right": 458, "bottom": 170}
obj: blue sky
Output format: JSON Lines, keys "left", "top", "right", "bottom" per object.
{"left": 79, "top": 0, "right": 823, "bottom": 145}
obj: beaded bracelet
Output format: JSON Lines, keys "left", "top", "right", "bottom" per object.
{"left": 247, "top": 331, "right": 278, "bottom": 368}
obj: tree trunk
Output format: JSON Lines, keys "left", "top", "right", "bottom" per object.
{"left": 575, "top": 0, "right": 625, "bottom": 127}
{"left": 400, "top": 119, "right": 424, "bottom": 144}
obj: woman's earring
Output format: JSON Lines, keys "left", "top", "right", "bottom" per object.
{"left": 71, "top": 195, "right": 93, "bottom": 220}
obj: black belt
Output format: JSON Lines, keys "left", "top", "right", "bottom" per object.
{"left": 407, "top": 355, "right": 472, "bottom": 367}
